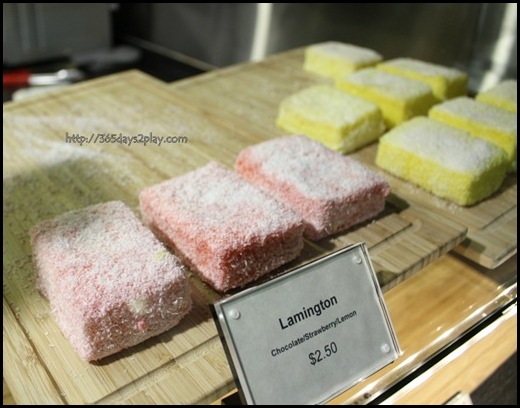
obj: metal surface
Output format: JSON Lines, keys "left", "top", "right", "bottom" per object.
{"left": 3, "top": 3, "right": 112, "bottom": 65}
{"left": 119, "top": 3, "right": 517, "bottom": 93}
{"left": 212, "top": 243, "right": 400, "bottom": 405}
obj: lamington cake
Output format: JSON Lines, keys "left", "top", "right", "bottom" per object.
{"left": 375, "top": 117, "right": 508, "bottom": 206}
{"left": 476, "top": 79, "right": 517, "bottom": 113}
{"left": 276, "top": 84, "right": 385, "bottom": 153}
{"left": 336, "top": 68, "right": 438, "bottom": 128}
{"left": 139, "top": 162, "right": 304, "bottom": 292}
{"left": 377, "top": 58, "right": 468, "bottom": 100}
{"left": 30, "top": 200, "right": 192, "bottom": 361}
{"left": 429, "top": 96, "right": 517, "bottom": 172}
{"left": 304, "top": 41, "right": 383, "bottom": 78}
{"left": 236, "top": 135, "right": 390, "bottom": 240}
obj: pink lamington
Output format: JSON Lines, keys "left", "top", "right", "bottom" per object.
{"left": 235, "top": 135, "right": 390, "bottom": 240}
{"left": 139, "top": 162, "right": 304, "bottom": 292}
{"left": 30, "top": 201, "right": 192, "bottom": 361}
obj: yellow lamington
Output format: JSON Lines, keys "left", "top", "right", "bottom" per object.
{"left": 429, "top": 96, "right": 517, "bottom": 172}
{"left": 377, "top": 58, "right": 468, "bottom": 100}
{"left": 336, "top": 68, "right": 438, "bottom": 128}
{"left": 304, "top": 41, "right": 382, "bottom": 78}
{"left": 276, "top": 85, "right": 385, "bottom": 153}
{"left": 376, "top": 117, "right": 508, "bottom": 206}
{"left": 476, "top": 80, "right": 517, "bottom": 113}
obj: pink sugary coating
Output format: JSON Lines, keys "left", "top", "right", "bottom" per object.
{"left": 29, "top": 201, "right": 192, "bottom": 361}
{"left": 139, "top": 162, "right": 304, "bottom": 292}
{"left": 235, "top": 135, "right": 390, "bottom": 240}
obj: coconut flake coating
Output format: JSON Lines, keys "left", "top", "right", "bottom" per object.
{"left": 304, "top": 41, "right": 383, "bottom": 78}
{"left": 375, "top": 117, "right": 508, "bottom": 206}
{"left": 236, "top": 135, "right": 390, "bottom": 240}
{"left": 139, "top": 162, "right": 304, "bottom": 292}
{"left": 30, "top": 200, "right": 192, "bottom": 361}
{"left": 276, "top": 85, "right": 385, "bottom": 153}
{"left": 476, "top": 80, "right": 517, "bottom": 113}
{"left": 377, "top": 57, "right": 468, "bottom": 100}
{"left": 336, "top": 68, "right": 438, "bottom": 128}
{"left": 429, "top": 96, "right": 517, "bottom": 171}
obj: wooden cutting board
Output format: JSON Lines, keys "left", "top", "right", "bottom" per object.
{"left": 168, "top": 47, "right": 517, "bottom": 269}
{"left": 3, "top": 66, "right": 468, "bottom": 404}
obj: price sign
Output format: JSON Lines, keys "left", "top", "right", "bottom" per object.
{"left": 212, "top": 243, "right": 401, "bottom": 405}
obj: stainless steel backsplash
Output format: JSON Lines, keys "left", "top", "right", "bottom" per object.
{"left": 121, "top": 3, "right": 517, "bottom": 93}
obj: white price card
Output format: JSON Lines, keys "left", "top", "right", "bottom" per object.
{"left": 212, "top": 243, "right": 401, "bottom": 405}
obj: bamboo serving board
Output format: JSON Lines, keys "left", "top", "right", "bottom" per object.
{"left": 168, "top": 47, "right": 517, "bottom": 269}
{"left": 4, "top": 65, "right": 470, "bottom": 405}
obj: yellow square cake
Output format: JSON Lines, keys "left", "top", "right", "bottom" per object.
{"left": 336, "top": 68, "right": 438, "bottom": 128}
{"left": 429, "top": 96, "right": 517, "bottom": 172}
{"left": 377, "top": 58, "right": 468, "bottom": 100}
{"left": 376, "top": 117, "right": 508, "bottom": 206}
{"left": 276, "top": 85, "right": 385, "bottom": 153}
{"left": 476, "top": 80, "right": 517, "bottom": 113}
{"left": 304, "top": 41, "right": 382, "bottom": 79}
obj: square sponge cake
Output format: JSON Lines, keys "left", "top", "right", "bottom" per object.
{"left": 304, "top": 41, "right": 382, "bottom": 78}
{"left": 476, "top": 80, "right": 517, "bottom": 113}
{"left": 139, "top": 162, "right": 304, "bottom": 292}
{"left": 377, "top": 57, "right": 468, "bottom": 100}
{"left": 236, "top": 135, "right": 390, "bottom": 240}
{"left": 30, "top": 200, "right": 192, "bottom": 361}
{"left": 429, "top": 96, "right": 517, "bottom": 172}
{"left": 276, "top": 84, "right": 385, "bottom": 153}
{"left": 375, "top": 117, "right": 508, "bottom": 206}
{"left": 336, "top": 68, "right": 438, "bottom": 128}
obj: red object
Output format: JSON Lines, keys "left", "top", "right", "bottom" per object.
{"left": 30, "top": 201, "right": 192, "bottom": 361}
{"left": 3, "top": 69, "right": 31, "bottom": 86}
{"left": 236, "top": 135, "right": 390, "bottom": 240}
{"left": 140, "top": 162, "right": 305, "bottom": 292}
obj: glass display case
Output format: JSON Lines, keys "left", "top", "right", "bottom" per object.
{"left": 3, "top": 3, "right": 516, "bottom": 405}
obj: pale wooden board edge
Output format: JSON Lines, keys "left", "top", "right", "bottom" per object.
{"left": 2, "top": 297, "right": 64, "bottom": 405}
